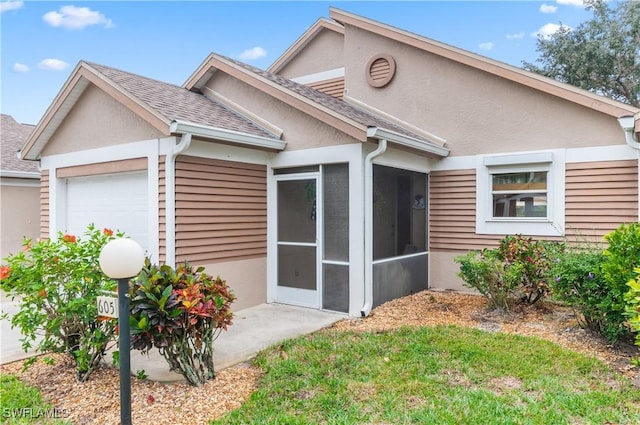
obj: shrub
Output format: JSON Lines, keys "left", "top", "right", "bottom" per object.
{"left": 0, "top": 225, "right": 120, "bottom": 381}
{"left": 455, "top": 235, "right": 561, "bottom": 310}
{"left": 626, "top": 268, "right": 640, "bottom": 354}
{"left": 454, "top": 249, "right": 522, "bottom": 311}
{"left": 601, "top": 222, "right": 640, "bottom": 342}
{"left": 129, "top": 260, "right": 235, "bottom": 386}
{"left": 495, "top": 234, "right": 561, "bottom": 305}
{"left": 549, "top": 248, "right": 609, "bottom": 333}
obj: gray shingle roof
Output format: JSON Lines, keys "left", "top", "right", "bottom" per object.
{"left": 86, "top": 62, "right": 276, "bottom": 139}
{"left": 1, "top": 114, "right": 38, "bottom": 175}
{"left": 221, "top": 55, "right": 436, "bottom": 143}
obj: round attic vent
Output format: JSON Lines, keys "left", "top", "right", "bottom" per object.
{"left": 366, "top": 54, "right": 396, "bottom": 88}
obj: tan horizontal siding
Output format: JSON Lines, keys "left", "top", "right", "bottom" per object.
{"left": 565, "top": 159, "right": 638, "bottom": 242}
{"left": 429, "top": 169, "right": 501, "bottom": 252}
{"left": 176, "top": 248, "right": 267, "bottom": 264}
{"left": 40, "top": 170, "right": 49, "bottom": 239}
{"left": 174, "top": 155, "right": 267, "bottom": 265}
{"left": 307, "top": 77, "right": 345, "bottom": 99}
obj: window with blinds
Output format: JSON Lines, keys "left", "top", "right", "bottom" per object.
{"left": 491, "top": 171, "right": 548, "bottom": 218}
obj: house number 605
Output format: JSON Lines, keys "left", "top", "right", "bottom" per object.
{"left": 97, "top": 296, "right": 119, "bottom": 318}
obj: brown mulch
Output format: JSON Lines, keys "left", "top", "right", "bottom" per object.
{"left": 2, "top": 290, "right": 639, "bottom": 424}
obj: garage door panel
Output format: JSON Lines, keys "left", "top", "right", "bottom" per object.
{"left": 65, "top": 172, "right": 149, "bottom": 254}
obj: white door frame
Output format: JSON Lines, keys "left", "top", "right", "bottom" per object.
{"left": 274, "top": 171, "right": 322, "bottom": 309}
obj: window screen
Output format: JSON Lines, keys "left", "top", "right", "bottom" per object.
{"left": 373, "top": 165, "right": 427, "bottom": 261}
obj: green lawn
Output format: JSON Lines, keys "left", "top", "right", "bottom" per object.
{"left": 212, "top": 325, "right": 640, "bottom": 425}
{"left": 0, "top": 373, "right": 71, "bottom": 425}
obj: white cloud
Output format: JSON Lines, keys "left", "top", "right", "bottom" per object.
{"left": 532, "top": 23, "right": 569, "bottom": 39}
{"left": 42, "top": 5, "right": 113, "bottom": 29}
{"left": 479, "top": 42, "right": 494, "bottom": 51}
{"left": 38, "top": 58, "right": 70, "bottom": 71}
{"left": 506, "top": 32, "right": 525, "bottom": 40}
{"left": 238, "top": 46, "right": 267, "bottom": 61}
{"left": 540, "top": 4, "right": 558, "bottom": 14}
{"left": 556, "top": 0, "right": 584, "bottom": 6}
{"left": 12, "top": 62, "right": 29, "bottom": 73}
{"left": 0, "top": 0, "right": 23, "bottom": 13}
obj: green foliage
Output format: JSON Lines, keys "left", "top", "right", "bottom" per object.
{"left": 454, "top": 251, "right": 520, "bottom": 311}
{"left": 601, "top": 222, "right": 640, "bottom": 342}
{"left": 0, "top": 225, "right": 121, "bottom": 382}
{"left": 455, "top": 235, "right": 561, "bottom": 310}
{"left": 524, "top": 0, "right": 640, "bottom": 107}
{"left": 549, "top": 248, "right": 609, "bottom": 333}
{"left": 135, "top": 369, "right": 148, "bottom": 380}
{"left": 625, "top": 268, "right": 640, "bottom": 352}
{"left": 129, "top": 260, "right": 236, "bottom": 386}
{"left": 0, "top": 373, "right": 71, "bottom": 424}
{"left": 495, "top": 235, "right": 560, "bottom": 304}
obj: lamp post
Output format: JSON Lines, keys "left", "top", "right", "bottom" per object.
{"left": 99, "top": 238, "right": 144, "bottom": 425}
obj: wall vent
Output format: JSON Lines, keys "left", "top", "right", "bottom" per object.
{"left": 366, "top": 54, "right": 396, "bottom": 88}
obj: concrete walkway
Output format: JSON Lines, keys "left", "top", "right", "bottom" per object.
{"left": 1, "top": 290, "right": 40, "bottom": 364}
{"left": 131, "top": 303, "right": 345, "bottom": 382}
{"left": 1, "top": 297, "right": 345, "bottom": 382}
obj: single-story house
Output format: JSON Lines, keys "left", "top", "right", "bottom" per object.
{"left": 1, "top": 114, "right": 39, "bottom": 259}
{"left": 19, "top": 8, "right": 640, "bottom": 316}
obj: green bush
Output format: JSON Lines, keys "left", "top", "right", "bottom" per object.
{"left": 129, "top": 260, "right": 236, "bottom": 386}
{"left": 601, "top": 222, "right": 640, "bottom": 342}
{"left": 549, "top": 248, "right": 609, "bottom": 333}
{"left": 455, "top": 249, "right": 523, "bottom": 311}
{"left": 495, "top": 235, "right": 561, "bottom": 304}
{"left": 626, "top": 268, "right": 640, "bottom": 353}
{"left": 0, "top": 225, "right": 120, "bottom": 381}
{"left": 455, "top": 235, "right": 561, "bottom": 310}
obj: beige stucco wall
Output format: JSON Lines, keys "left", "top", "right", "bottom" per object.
{"left": 42, "top": 85, "right": 163, "bottom": 156}
{"left": 1, "top": 181, "right": 40, "bottom": 259}
{"left": 278, "top": 29, "right": 345, "bottom": 79}
{"left": 429, "top": 251, "right": 471, "bottom": 292}
{"left": 205, "top": 73, "right": 358, "bottom": 151}
{"left": 342, "top": 27, "right": 626, "bottom": 156}
{"left": 201, "top": 257, "right": 267, "bottom": 312}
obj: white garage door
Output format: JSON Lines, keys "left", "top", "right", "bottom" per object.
{"left": 65, "top": 171, "right": 148, "bottom": 253}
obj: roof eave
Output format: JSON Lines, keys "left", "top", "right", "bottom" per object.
{"left": 21, "top": 62, "right": 172, "bottom": 161}
{"left": 0, "top": 171, "right": 40, "bottom": 179}
{"left": 367, "top": 127, "right": 450, "bottom": 158}
{"left": 268, "top": 17, "right": 345, "bottom": 74}
{"left": 183, "top": 53, "right": 217, "bottom": 90}
{"left": 170, "top": 120, "right": 286, "bottom": 151}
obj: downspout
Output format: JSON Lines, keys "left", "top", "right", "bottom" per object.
{"left": 361, "top": 138, "right": 387, "bottom": 317}
{"left": 618, "top": 116, "right": 640, "bottom": 150}
{"left": 165, "top": 133, "right": 192, "bottom": 267}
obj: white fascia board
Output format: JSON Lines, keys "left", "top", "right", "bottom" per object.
{"left": 40, "top": 138, "right": 161, "bottom": 169}
{"left": 367, "top": 127, "right": 450, "bottom": 157}
{"left": 291, "top": 68, "right": 345, "bottom": 85}
{"left": 0, "top": 171, "right": 40, "bottom": 179}
{"left": 170, "top": 120, "right": 286, "bottom": 151}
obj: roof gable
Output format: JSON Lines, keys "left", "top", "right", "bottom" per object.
{"left": 185, "top": 54, "right": 448, "bottom": 157}
{"left": 268, "top": 18, "right": 344, "bottom": 75}
{"left": 21, "top": 62, "right": 278, "bottom": 160}
{"left": 329, "top": 8, "right": 639, "bottom": 119}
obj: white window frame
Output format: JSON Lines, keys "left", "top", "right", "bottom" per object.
{"left": 476, "top": 151, "right": 565, "bottom": 236}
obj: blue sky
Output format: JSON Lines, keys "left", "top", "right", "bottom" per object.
{"left": 1, "top": 0, "right": 594, "bottom": 125}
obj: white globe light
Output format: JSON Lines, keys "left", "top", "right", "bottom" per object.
{"left": 99, "top": 238, "right": 145, "bottom": 279}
